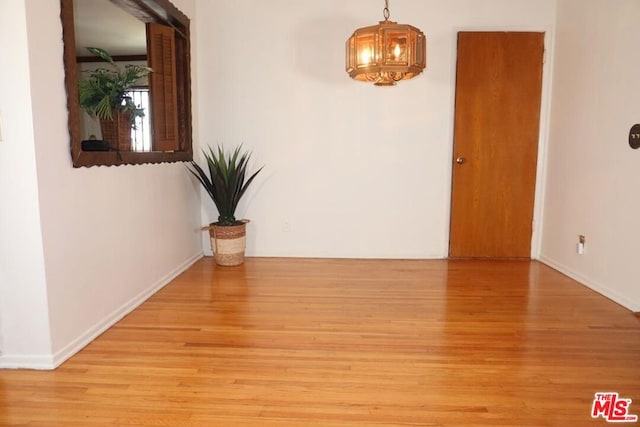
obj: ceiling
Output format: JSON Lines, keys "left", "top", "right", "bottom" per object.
{"left": 74, "top": 0, "right": 147, "bottom": 57}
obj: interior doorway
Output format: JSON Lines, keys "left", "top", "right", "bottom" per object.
{"left": 449, "top": 32, "right": 545, "bottom": 258}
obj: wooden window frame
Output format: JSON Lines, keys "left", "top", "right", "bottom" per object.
{"left": 60, "top": 0, "right": 193, "bottom": 167}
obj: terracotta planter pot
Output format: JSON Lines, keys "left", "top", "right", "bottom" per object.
{"left": 205, "top": 220, "right": 249, "bottom": 266}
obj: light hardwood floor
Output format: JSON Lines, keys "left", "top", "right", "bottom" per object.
{"left": 1, "top": 258, "right": 639, "bottom": 426}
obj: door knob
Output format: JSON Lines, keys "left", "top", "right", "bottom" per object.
{"left": 456, "top": 156, "right": 466, "bottom": 165}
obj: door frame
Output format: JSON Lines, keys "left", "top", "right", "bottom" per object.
{"left": 444, "top": 26, "right": 555, "bottom": 259}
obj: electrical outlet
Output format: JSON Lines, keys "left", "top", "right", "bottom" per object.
{"left": 282, "top": 220, "right": 291, "bottom": 233}
{"left": 577, "top": 235, "right": 586, "bottom": 255}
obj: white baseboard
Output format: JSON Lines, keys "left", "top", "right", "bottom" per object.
{"left": 0, "top": 354, "right": 56, "bottom": 370}
{"left": 0, "top": 251, "right": 203, "bottom": 370}
{"left": 538, "top": 256, "right": 640, "bottom": 313}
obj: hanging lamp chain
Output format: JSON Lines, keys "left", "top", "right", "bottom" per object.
{"left": 383, "top": 0, "right": 390, "bottom": 21}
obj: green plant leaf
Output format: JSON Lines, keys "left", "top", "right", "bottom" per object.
{"left": 187, "top": 144, "right": 263, "bottom": 226}
{"left": 85, "top": 47, "right": 116, "bottom": 66}
{"left": 77, "top": 48, "right": 152, "bottom": 125}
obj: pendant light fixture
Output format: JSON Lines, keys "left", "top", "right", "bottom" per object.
{"left": 346, "top": 0, "right": 426, "bottom": 86}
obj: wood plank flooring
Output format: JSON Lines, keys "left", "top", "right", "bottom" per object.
{"left": 1, "top": 258, "right": 639, "bottom": 426}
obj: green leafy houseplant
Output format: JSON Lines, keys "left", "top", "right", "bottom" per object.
{"left": 188, "top": 145, "right": 263, "bottom": 226}
{"left": 78, "top": 47, "right": 152, "bottom": 126}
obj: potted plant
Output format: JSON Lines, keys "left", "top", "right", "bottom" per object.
{"left": 78, "top": 47, "right": 152, "bottom": 151}
{"left": 188, "top": 145, "right": 263, "bottom": 266}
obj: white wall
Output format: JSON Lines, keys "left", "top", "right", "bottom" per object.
{"left": 540, "top": 0, "right": 640, "bottom": 311}
{"left": 196, "top": 0, "right": 556, "bottom": 258}
{"left": 0, "top": 0, "right": 53, "bottom": 368}
{"left": 0, "top": 0, "right": 203, "bottom": 369}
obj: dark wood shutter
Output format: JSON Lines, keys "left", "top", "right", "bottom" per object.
{"left": 146, "top": 22, "right": 179, "bottom": 152}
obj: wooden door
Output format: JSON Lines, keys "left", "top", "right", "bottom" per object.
{"left": 449, "top": 32, "right": 544, "bottom": 258}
